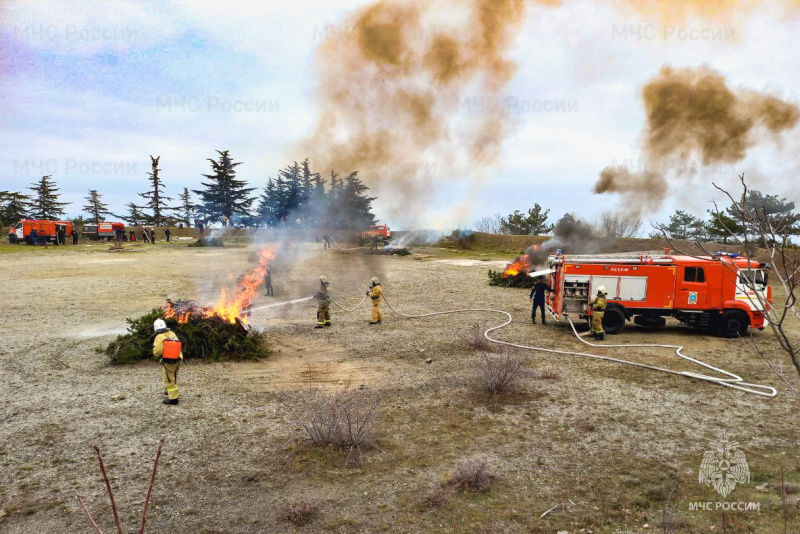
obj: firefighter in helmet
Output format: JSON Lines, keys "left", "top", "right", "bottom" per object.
{"left": 367, "top": 277, "right": 382, "bottom": 325}
{"left": 315, "top": 275, "right": 332, "bottom": 328}
{"left": 152, "top": 319, "right": 183, "bottom": 405}
{"left": 590, "top": 286, "right": 607, "bottom": 341}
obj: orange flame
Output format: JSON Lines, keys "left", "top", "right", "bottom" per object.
{"left": 205, "top": 248, "right": 275, "bottom": 324}
{"left": 501, "top": 244, "right": 541, "bottom": 278}
{"left": 162, "top": 248, "right": 275, "bottom": 325}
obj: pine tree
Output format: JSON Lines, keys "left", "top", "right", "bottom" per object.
{"left": 339, "top": 172, "right": 376, "bottom": 230}
{"left": 121, "top": 202, "right": 146, "bottom": 226}
{"left": 279, "top": 161, "right": 302, "bottom": 225}
{"left": 256, "top": 178, "right": 279, "bottom": 226}
{"left": 82, "top": 189, "right": 112, "bottom": 223}
{"left": 175, "top": 187, "right": 195, "bottom": 227}
{"left": 193, "top": 150, "right": 256, "bottom": 223}
{"left": 705, "top": 209, "right": 744, "bottom": 244}
{"left": 28, "top": 175, "right": 70, "bottom": 220}
{"left": 499, "top": 204, "right": 554, "bottom": 235}
{"left": 0, "top": 191, "right": 31, "bottom": 224}
{"left": 139, "top": 155, "right": 172, "bottom": 226}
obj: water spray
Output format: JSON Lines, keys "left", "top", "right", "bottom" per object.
{"left": 249, "top": 296, "right": 313, "bottom": 313}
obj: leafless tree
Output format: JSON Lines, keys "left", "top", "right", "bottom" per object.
{"left": 594, "top": 210, "right": 643, "bottom": 238}
{"left": 473, "top": 213, "right": 503, "bottom": 234}
{"left": 654, "top": 173, "right": 800, "bottom": 396}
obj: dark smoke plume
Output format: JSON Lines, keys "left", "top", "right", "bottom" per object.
{"left": 300, "top": 0, "right": 549, "bottom": 217}
{"left": 594, "top": 66, "right": 799, "bottom": 212}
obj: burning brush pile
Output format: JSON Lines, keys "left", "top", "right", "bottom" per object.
{"left": 488, "top": 247, "right": 539, "bottom": 288}
{"left": 106, "top": 249, "right": 275, "bottom": 364}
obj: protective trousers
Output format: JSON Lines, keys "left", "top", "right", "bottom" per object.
{"left": 162, "top": 361, "right": 182, "bottom": 400}
{"left": 372, "top": 298, "right": 382, "bottom": 323}
{"left": 531, "top": 300, "right": 546, "bottom": 323}
{"left": 591, "top": 312, "right": 604, "bottom": 335}
{"left": 317, "top": 302, "right": 331, "bottom": 325}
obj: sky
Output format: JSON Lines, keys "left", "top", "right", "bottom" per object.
{"left": 1, "top": 0, "right": 799, "bottom": 230}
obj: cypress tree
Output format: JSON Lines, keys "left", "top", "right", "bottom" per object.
{"left": 82, "top": 189, "right": 112, "bottom": 223}
{"left": 139, "top": 155, "right": 171, "bottom": 226}
{"left": 28, "top": 175, "right": 70, "bottom": 220}
{"left": 193, "top": 150, "right": 256, "bottom": 223}
{"left": 0, "top": 191, "right": 31, "bottom": 223}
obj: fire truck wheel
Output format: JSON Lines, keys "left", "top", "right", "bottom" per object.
{"left": 602, "top": 307, "right": 626, "bottom": 334}
{"left": 717, "top": 310, "right": 749, "bottom": 338}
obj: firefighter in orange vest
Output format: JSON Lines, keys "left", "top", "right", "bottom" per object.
{"left": 152, "top": 319, "right": 183, "bottom": 405}
{"left": 590, "top": 286, "right": 607, "bottom": 341}
{"left": 367, "top": 277, "right": 382, "bottom": 325}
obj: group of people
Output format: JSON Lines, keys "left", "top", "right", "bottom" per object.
{"left": 529, "top": 276, "right": 607, "bottom": 340}
{"left": 313, "top": 275, "right": 382, "bottom": 328}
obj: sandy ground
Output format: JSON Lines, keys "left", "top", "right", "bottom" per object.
{"left": 1, "top": 240, "right": 799, "bottom": 533}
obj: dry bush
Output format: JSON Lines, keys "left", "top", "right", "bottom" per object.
{"left": 536, "top": 369, "right": 559, "bottom": 380}
{"left": 291, "top": 390, "right": 381, "bottom": 462}
{"left": 420, "top": 486, "right": 449, "bottom": 509}
{"left": 448, "top": 456, "right": 495, "bottom": 493}
{"left": 280, "top": 497, "right": 319, "bottom": 526}
{"left": 465, "top": 321, "right": 491, "bottom": 352}
{"left": 474, "top": 351, "right": 528, "bottom": 394}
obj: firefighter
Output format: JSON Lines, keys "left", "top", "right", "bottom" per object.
{"left": 367, "top": 277, "right": 382, "bottom": 325}
{"left": 590, "top": 286, "right": 607, "bottom": 341}
{"left": 165, "top": 228, "right": 171, "bottom": 242}
{"left": 152, "top": 319, "right": 183, "bottom": 405}
{"left": 314, "top": 276, "right": 331, "bottom": 328}
{"left": 529, "top": 276, "right": 553, "bottom": 324}
{"left": 322, "top": 234, "right": 331, "bottom": 249}
{"left": 72, "top": 228, "right": 78, "bottom": 245}
{"left": 150, "top": 228, "right": 156, "bottom": 244}
{"left": 264, "top": 264, "right": 274, "bottom": 296}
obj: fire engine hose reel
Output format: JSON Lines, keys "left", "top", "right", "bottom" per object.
{"left": 366, "top": 295, "right": 777, "bottom": 398}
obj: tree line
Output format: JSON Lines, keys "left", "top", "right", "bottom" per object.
{"left": 0, "top": 151, "right": 377, "bottom": 230}
{"left": 473, "top": 188, "right": 799, "bottom": 243}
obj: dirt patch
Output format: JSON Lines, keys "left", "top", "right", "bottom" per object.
{"left": 234, "top": 335, "right": 385, "bottom": 391}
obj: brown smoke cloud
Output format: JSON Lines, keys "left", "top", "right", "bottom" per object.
{"left": 594, "top": 66, "right": 799, "bottom": 213}
{"left": 299, "top": 0, "right": 548, "bottom": 216}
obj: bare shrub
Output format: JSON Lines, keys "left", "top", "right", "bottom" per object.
{"left": 448, "top": 456, "right": 495, "bottom": 493}
{"left": 536, "top": 369, "right": 559, "bottom": 380}
{"left": 465, "top": 321, "right": 491, "bottom": 352}
{"left": 280, "top": 497, "right": 319, "bottom": 526}
{"left": 291, "top": 390, "right": 381, "bottom": 462}
{"left": 420, "top": 486, "right": 449, "bottom": 509}
{"left": 474, "top": 351, "right": 528, "bottom": 394}
{"left": 473, "top": 213, "right": 503, "bottom": 234}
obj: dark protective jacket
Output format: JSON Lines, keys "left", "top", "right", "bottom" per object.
{"left": 315, "top": 282, "right": 331, "bottom": 303}
{"left": 530, "top": 282, "right": 553, "bottom": 303}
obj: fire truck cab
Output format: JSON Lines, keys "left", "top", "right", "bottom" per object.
{"left": 547, "top": 251, "right": 771, "bottom": 338}
{"left": 358, "top": 224, "right": 392, "bottom": 246}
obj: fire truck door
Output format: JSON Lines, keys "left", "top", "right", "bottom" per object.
{"left": 677, "top": 266, "right": 708, "bottom": 308}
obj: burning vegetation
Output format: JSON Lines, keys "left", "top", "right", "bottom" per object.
{"left": 106, "top": 249, "right": 276, "bottom": 364}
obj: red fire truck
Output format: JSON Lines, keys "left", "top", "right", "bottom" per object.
{"left": 357, "top": 224, "right": 392, "bottom": 246}
{"left": 546, "top": 251, "right": 771, "bottom": 338}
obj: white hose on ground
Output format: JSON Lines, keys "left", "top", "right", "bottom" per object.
{"left": 375, "top": 295, "right": 776, "bottom": 398}
{"left": 331, "top": 293, "right": 369, "bottom": 313}
{"left": 327, "top": 236, "right": 364, "bottom": 251}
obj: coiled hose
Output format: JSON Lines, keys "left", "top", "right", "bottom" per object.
{"left": 328, "top": 293, "right": 776, "bottom": 398}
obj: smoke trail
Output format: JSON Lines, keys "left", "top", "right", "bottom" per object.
{"left": 594, "top": 66, "right": 799, "bottom": 213}
{"left": 300, "top": 0, "right": 546, "bottom": 218}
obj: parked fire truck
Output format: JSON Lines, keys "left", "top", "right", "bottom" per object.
{"left": 82, "top": 222, "right": 126, "bottom": 240}
{"left": 7, "top": 220, "right": 73, "bottom": 244}
{"left": 357, "top": 224, "right": 392, "bottom": 246}
{"left": 546, "top": 251, "right": 771, "bottom": 338}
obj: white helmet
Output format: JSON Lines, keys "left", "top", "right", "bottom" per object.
{"left": 597, "top": 285, "right": 607, "bottom": 295}
{"left": 371, "top": 277, "right": 380, "bottom": 285}
{"left": 319, "top": 275, "right": 328, "bottom": 284}
{"left": 153, "top": 319, "right": 167, "bottom": 332}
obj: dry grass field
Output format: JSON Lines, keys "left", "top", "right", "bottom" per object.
{"left": 1, "top": 237, "right": 798, "bottom": 533}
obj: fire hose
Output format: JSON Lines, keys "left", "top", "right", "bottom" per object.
{"left": 327, "top": 236, "right": 364, "bottom": 251}
{"left": 368, "top": 295, "right": 777, "bottom": 398}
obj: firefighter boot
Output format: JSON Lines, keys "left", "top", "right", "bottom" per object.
{"left": 315, "top": 324, "right": 324, "bottom": 329}
{"left": 162, "top": 398, "right": 179, "bottom": 405}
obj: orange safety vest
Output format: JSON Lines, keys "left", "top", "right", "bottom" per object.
{"left": 162, "top": 338, "right": 182, "bottom": 361}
